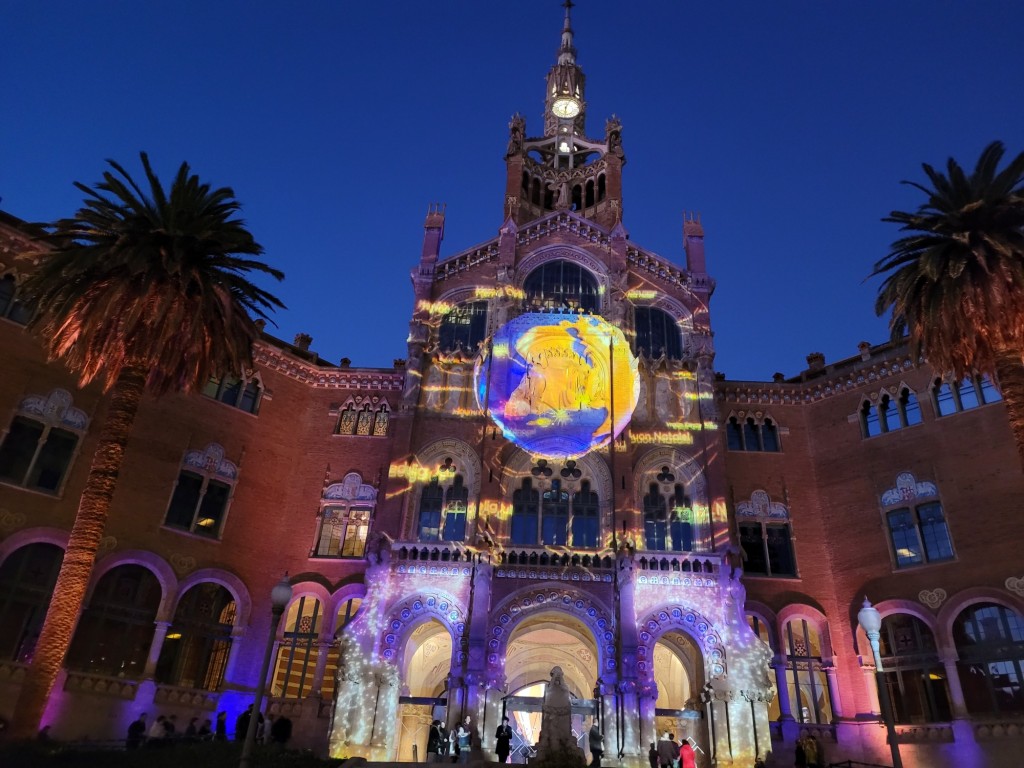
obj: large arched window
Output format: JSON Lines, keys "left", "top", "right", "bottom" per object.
{"left": 642, "top": 472, "right": 697, "bottom": 553}
{"left": 156, "top": 583, "right": 236, "bottom": 691}
{"left": 634, "top": 307, "right": 683, "bottom": 359}
{"left": 438, "top": 301, "right": 488, "bottom": 353}
{"left": 442, "top": 475, "right": 469, "bottom": 541}
{"left": 510, "top": 462, "right": 601, "bottom": 548}
{"left": 67, "top": 565, "right": 160, "bottom": 678}
{"left": 877, "top": 613, "right": 950, "bottom": 723}
{"left": 523, "top": 260, "right": 600, "bottom": 313}
{"left": 0, "top": 543, "right": 63, "bottom": 662}
{"left": 511, "top": 478, "right": 540, "bottom": 545}
{"left": 272, "top": 595, "right": 323, "bottom": 699}
{"left": 782, "top": 619, "right": 833, "bottom": 724}
{"left": 954, "top": 603, "right": 1024, "bottom": 715}
{"left": 416, "top": 459, "right": 469, "bottom": 543}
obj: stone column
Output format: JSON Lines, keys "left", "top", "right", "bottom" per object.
{"left": 772, "top": 657, "right": 794, "bottom": 720}
{"left": 309, "top": 638, "right": 332, "bottom": 697}
{"left": 143, "top": 620, "right": 171, "bottom": 678}
{"left": 941, "top": 655, "right": 969, "bottom": 718}
{"left": 824, "top": 661, "right": 843, "bottom": 719}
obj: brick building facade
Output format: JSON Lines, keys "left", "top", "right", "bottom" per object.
{"left": 1, "top": 6, "right": 1022, "bottom": 767}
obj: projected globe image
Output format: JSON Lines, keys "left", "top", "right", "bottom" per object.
{"left": 476, "top": 313, "right": 640, "bottom": 458}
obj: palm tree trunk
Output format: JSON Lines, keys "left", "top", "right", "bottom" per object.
{"left": 10, "top": 365, "right": 147, "bottom": 740}
{"left": 994, "top": 348, "right": 1024, "bottom": 475}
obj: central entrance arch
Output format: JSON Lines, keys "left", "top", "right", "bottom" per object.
{"left": 396, "top": 618, "right": 452, "bottom": 761}
{"left": 501, "top": 611, "right": 600, "bottom": 762}
{"left": 652, "top": 630, "right": 707, "bottom": 757}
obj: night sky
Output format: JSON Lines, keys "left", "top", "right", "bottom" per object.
{"left": 4, "top": 1, "right": 1023, "bottom": 381}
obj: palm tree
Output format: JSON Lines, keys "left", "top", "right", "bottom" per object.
{"left": 872, "top": 140, "right": 1024, "bottom": 470}
{"left": 10, "top": 153, "right": 284, "bottom": 738}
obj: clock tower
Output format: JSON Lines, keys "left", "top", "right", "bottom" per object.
{"left": 503, "top": 0, "right": 625, "bottom": 228}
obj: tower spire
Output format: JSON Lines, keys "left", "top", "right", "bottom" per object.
{"left": 544, "top": 0, "right": 586, "bottom": 136}
{"left": 558, "top": 0, "right": 577, "bottom": 65}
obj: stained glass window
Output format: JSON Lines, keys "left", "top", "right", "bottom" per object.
{"left": 372, "top": 406, "right": 389, "bottom": 436}
{"left": 337, "top": 404, "right": 357, "bottom": 435}
{"left": 356, "top": 406, "right": 374, "bottom": 436}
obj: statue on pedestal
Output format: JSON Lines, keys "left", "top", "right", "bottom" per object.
{"left": 536, "top": 666, "right": 586, "bottom": 763}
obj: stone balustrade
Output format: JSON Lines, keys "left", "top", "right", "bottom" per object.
{"left": 63, "top": 670, "right": 139, "bottom": 700}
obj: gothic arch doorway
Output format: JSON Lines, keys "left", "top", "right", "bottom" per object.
{"left": 397, "top": 619, "right": 452, "bottom": 761}
{"left": 652, "top": 630, "right": 708, "bottom": 759}
{"left": 501, "top": 611, "right": 600, "bottom": 762}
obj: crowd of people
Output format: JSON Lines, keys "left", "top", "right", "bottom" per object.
{"left": 122, "top": 706, "right": 292, "bottom": 750}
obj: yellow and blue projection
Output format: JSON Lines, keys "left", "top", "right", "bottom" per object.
{"left": 476, "top": 313, "right": 640, "bottom": 458}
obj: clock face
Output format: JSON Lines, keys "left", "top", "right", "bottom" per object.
{"left": 552, "top": 98, "right": 580, "bottom": 119}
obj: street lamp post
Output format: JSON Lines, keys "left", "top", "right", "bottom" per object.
{"left": 239, "top": 574, "right": 293, "bottom": 768}
{"left": 857, "top": 597, "right": 903, "bottom": 768}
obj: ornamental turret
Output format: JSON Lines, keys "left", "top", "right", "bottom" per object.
{"left": 502, "top": 0, "right": 625, "bottom": 229}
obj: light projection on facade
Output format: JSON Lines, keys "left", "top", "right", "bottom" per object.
{"left": 475, "top": 312, "right": 640, "bottom": 458}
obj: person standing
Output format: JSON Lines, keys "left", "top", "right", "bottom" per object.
{"left": 657, "top": 732, "right": 677, "bottom": 768}
{"left": 147, "top": 715, "right": 166, "bottom": 747}
{"left": 427, "top": 719, "right": 445, "bottom": 762}
{"left": 588, "top": 719, "right": 604, "bottom": 768}
{"left": 648, "top": 743, "right": 659, "bottom": 768}
{"left": 456, "top": 716, "right": 471, "bottom": 763}
{"left": 270, "top": 714, "right": 292, "bottom": 746}
{"left": 679, "top": 738, "right": 696, "bottom": 768}
{"left": 494, "top": 716, "right": 513, "bottom": 764}
{"left": 126, "top": 713, "right": 147, "bottom": 749}
{"left": 215, "top": 711, "right": 227, "bottom": 741}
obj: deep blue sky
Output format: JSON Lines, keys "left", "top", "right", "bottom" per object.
{"left": 4, "top": 1, "right": 1023, "bottom": 381}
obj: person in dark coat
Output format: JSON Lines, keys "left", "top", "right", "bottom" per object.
{"left": 126, "top": 713, "right": 147, "bottom": 749}
{"left": 270, "top": 714, "right": 292, "bottom": 746}
{"left": 215, "top": 711, "right": 227, "bottom": 741}
{"left": 494, "top": 716, "right": 513, "bottom": 764}
{"left": 427, "top": 719, "right": 445, "bottom": 762}
{"left": 588, "top": 720, "right": 604, "bottom": 768}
